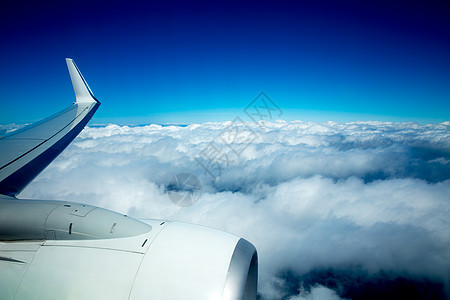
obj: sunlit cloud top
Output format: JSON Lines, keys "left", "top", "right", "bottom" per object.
{"left": 9, "top": 120, "right": 450, "bottom": 299}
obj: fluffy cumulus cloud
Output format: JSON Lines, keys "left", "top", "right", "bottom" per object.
{"left": 12, "top": 120, "right": 450, "bottom": 299}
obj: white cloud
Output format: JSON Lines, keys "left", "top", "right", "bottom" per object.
{"left": 288, "top": 285, "right": 346, "bottom": 300}
{"left": 17, "top": 120, "right": 450, "bottom": 299}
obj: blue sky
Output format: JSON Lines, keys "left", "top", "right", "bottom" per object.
{"left": 1, "top": 0, "right": 449, "bottom": 125}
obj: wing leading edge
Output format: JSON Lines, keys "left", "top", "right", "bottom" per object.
{"left": 0, "top": 59, "right": 100, "bottom": 197}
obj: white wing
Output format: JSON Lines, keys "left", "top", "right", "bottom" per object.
{"left": 0, "top": 59, "right": 100, "bottom": 197}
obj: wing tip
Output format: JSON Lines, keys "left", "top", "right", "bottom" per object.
{"left": 66, "top": 58, "right": 99, "bottom": 104}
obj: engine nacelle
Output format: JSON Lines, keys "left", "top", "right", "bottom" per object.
{"left": 130, "top": 222, "right": 258, "bottom": 300}
{"left": 0, "top": 197, "right": 257, "bottom": 300}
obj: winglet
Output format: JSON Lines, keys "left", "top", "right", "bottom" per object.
{"left": 65, "top": 58, "right": 98, "bottom": 103}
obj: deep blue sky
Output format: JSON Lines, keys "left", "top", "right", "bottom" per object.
{"left": 1, "top": 0, "right": 449, "bottom": 125}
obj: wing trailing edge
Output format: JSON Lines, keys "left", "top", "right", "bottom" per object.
{"left": 0, "top": 59, "right": 100, "bottom": 197}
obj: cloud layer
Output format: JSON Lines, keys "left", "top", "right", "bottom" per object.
{"left": 12, "top": 120, "right": 450, "bottom": 299}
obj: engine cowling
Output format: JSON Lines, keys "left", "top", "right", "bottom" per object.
{"left": 130, "top": 221, "right": 258, "bottom": 300}
{"left": 0, "top": 197, "right": 258, "bottom": 300}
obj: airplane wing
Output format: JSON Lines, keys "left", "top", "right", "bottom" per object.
{"left": 0, "top": 58, "right": 100, "bottom": 197}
